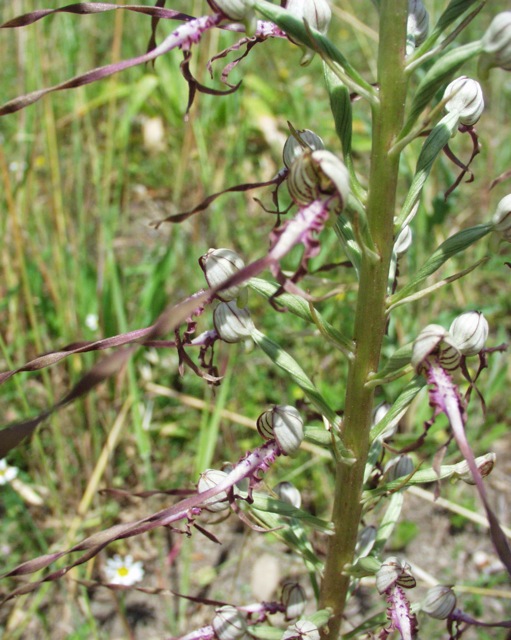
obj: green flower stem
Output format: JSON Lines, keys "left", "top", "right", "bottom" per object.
{"left": 318, "top": 2, "right": 409, "bottom": 638}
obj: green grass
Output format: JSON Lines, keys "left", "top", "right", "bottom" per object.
{"left": 0, "top": 0, "right": 510, "bottom": 637}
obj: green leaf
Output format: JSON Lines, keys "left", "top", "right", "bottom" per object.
{"left": 372, "top": 492, "right": 404, "bottom": 554}
{"left": 372, "top": 342, "right": 413, "bottom": 381}
{"left": 402, "top": 41, "right": 482, "bottom": 136}
{"left": 251, "top": 329, "right": 341, "bottom": 430}
{"left": 324, "top": 66, "right": 352, "bottom": 159}
{"left": 388, "top": 224, "right": 493, "bottom": 306}
{"left": 432, "top": 0, "right": 485, "bottom": 40}
{"left": 250, "top": 493, "right": 333, "bottom": 534}
{"left": 397, "top": 111, "right": 459, "bottom": 228}
{"left": 248, "top": 278, "right": 354, "bottom": 355}
{"left": 334, "top": 214, "right": 362, "bottom": 276}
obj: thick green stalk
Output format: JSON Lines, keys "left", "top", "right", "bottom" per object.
{"left": 318, "top": 2, "right": 409, "bottom": 638}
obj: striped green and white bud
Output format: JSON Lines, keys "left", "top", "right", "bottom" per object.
{"left": 411, "top": 324, "right": 461, "bottom": 373}
{"left": 288, "top": 150, "right": 350, "bottom": 210}
{"left": 492, "top": 194, "right": 511, "bottom": 241}
{"left": 197, "top": 469, "right": 230, "bottom": 512}
{"left": 213, "top": 301, "right": 255, "bottom": 343}
{"left": 212, "top": 605, "right": 248, "bottom": 640}
{"left": 284, "top": 0, "right": 332, "bottom": 65}
{"left": 449, "top": 311, "right": 489, "bottom": 356}
{"left": 454, "top": 452, "right": 496, "bottom": 485}
{"left": 274, "top": 481, "right": 302, "bottom": 508}
{"left": 443, "top": 76, "right": 484, "bottom": 127}
{"left": 281, "top": 581, "right": 306, "bottom": 620}
{"left": 383, "top": 455, "right": 414, "bottom": 483}
{"left": 422, "top": 585, "right": 457, "bottom": 620}
{"left": 394, "top": 224, "right": 413, "bottom": 256}
{"left": 480, "top": 12, "right": 511, "bottom": 76}
{"left": 200, "top": 248, "right": 246, "bottom": 302}
{"left": 282, "top": 619, "right": 320, "bottom": 640}
{"left": 283, "top": 130, "right": 325, "bottom": 169}
{"left": 407, "top": 0, "right": 429, "bottom": 55}
{"left": 211, "top": 0, "right": 257, "bottom": 33}
{"left": 256, "top": 405, "right": 304, "bottom": 455}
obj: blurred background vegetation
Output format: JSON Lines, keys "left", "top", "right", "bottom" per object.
{"left": 0, "top": 0, "right": 510, "bottom": 637}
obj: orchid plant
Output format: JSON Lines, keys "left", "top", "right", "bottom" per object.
{"left": 1, "top": 1, "right": 511, "bottom": 639}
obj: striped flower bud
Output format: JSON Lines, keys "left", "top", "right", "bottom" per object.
{"left": 197, "top": 469, "right": 230, "bottom": 512}
{"left": 383, "top": 455, "right": 414, "bottom": 483}
{"left": 282, "top": 619, "right": 320, "bottom": 640}
{"left": 407, "top": 0, "right": 429, "bottom": 55}
{"left": 443, "top": 76, "right": 484, "bottom": 127}
{"left": 492, "top": 194, "right": 511, "bottom": 241}
{"left": 281, "top": 581, "right": 306, "bottom": 620}
{"left": 422, "top": 585, "right": 457, "bottom": 620}
{"left": 288, "top": 150, "right": 350, "bottom": 210}
{"left": 200, "top": 248, "right": 246, "bottom": 302}
{"left": 411, "top": 324, "right": 461, "bottom": 373}
{"left": 394, "top": 224, "right": 413, "bottom": 256}
{"left": 213, "top": 300, "right": 255, "bottom": 343}
{"left": 376, "top": 557, "right": 416, "bottom": 594}
{"left": 274, "top": 481, "right": 302, "bottom": 508}
{"left": 283, "top": 129, "right": 325, "bottom": 169}
{"left": 256, "top": 405, "right": 304, "bottom": 455}
{"left": 210, "top": 0, "right": 257, "bottom": 33}
{"left": 454, "top": 452, "right": 496, "bottom": 485}
{"left": 284, "top": 0, "right": 331, "bottom": 64}
{"left": 449, "top": 311, "right": 489, "bottom": 356}
{"left": 480, "top": 12, "right": 511, "bottom": 74}
{"left": 212, "top": 605, "right": 248, "bottom": 640}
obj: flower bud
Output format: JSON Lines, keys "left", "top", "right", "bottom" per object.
{"left": 443, "top": 76, "right": 484, "bottom": 126}
{"left": 376, "top": 557, "right": 416, "bottom": 594}
{"left": 394, "top": 224, "right": 413, "bottom": 256}
{"left": 213, "top": 300, "right": 255, "bottom": 343}
{"left": 355, "top": 525, "right": 377, "bottom": 559}
{"left": 454, "top": 452, "right": 496, "bottom": 484}
{"left": 287, "top": 150, "right": 350, "bottom": 210}
{"left": 212, "top": 605, "right": 248, "bottom": 640}
{"left": 422, "top": 585, "right": 457, "bottom": 620}
{"left": 282, "top": 619, "right": 320, "bottom": 640}
{"left": 383, "top": 455, "right": 414, "bottom": 483}
{"left": 411, "top": 324, "right": 461, "bottom": 373}
{"left": 210, "top": 0, "right": 257, "bottom": 34}
{"left": 449, "top": 311, "right": 489, "bottom": 356}
{"left": 200, "top": 248, "right": 246, "bottom": 302}
{"left": 492, "top": 194, "right": 511, "bottom": 241}
{"left": 407, "top": 0, "right": 429, "bottom": 55}
{"left": 283, "top": 130, "right": 325, "bottom": 169}
{"left": 197, "top": 469, "right": 230, "bottom": 512}
{"left": 285, "top": 0, "right": 331, "bottom": 35}
{"left": 480, "top": 12, "right": 511, "bottom": 75}
{"left": 281, "top": 581, "right": 306, "bottom": 620}
{"left": 256, "top": 405, "right": 304, "bottom": 455}
{"left": 274, "top": 481, "right": 302, "bottom": 508}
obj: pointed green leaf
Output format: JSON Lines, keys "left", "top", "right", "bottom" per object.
{"left": 370, "top": 376, "right": 426, "bottom": 442}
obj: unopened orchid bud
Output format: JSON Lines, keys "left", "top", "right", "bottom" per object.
{"left": 449, "top": 311, "right": 489, "bottom": 356}
{"left": 407, "top": 0, "right": 429, "bottom": 55}
{"left": 288, "top": 150, "right": 350, "bottom": 210}
{"left": 274, "top": 481, "right": 302, "bottom": 508}
{"left": 454, "top": 452, "right": 496, "bottom": 485}
{"left": 422, "top": 585, "right": 457, "bottom": 620}
{"left": 200, "top": 248, "right": 246, "bottom": 302}
{"left": 411, "top": 324, "right": 461, "bottom": 373}
{"left": 212, "top": 605, "right": 248, "bottom": 640}
{"left": 213, "top": 300, "right": 255, "bottom": 343}
{"left": 283, "top": 130, "right": 325, "bottom": 169}
{"left": 376, "top": 557, "right": 416, "bottom": 594}
{"left": 197, "top": 469, "right": 230, "bottom": 512}
{"left": 281, "top": 581, "right": 306, "bottom": 620}
{"left": 480, "top": 12, "right": 511, "bottom": 75}
{"left": 210, "top": 0, "right": 257, "bottom": 34}
{"left": 394, "top": 225, "right": 413, "bottom": 256}
{"left": 284, "top": 0, "right": 331, "bottom": 64}
{"left": 383, "top": 455, "right": 414, "bottom": 483}
{"left": 443, "top": 76, "right": 484, "bottom": 127}
{"left": 492, "top": 194, "right": 511, "bottom": 241}
{"left": 282, "top": 619, "right": 320, "bottom": 640}
{"left": 257, "top": 405, "right": 304, "bottom": 455}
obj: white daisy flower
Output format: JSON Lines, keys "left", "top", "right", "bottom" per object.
{"left": 0, "top": 459, "right": 18, "bottom": 485}
{"left": 104, "top": 554, "right": 144, "bottom": 586}
{"left": 85, "top": 313, "right": 99, "bottom": 331}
